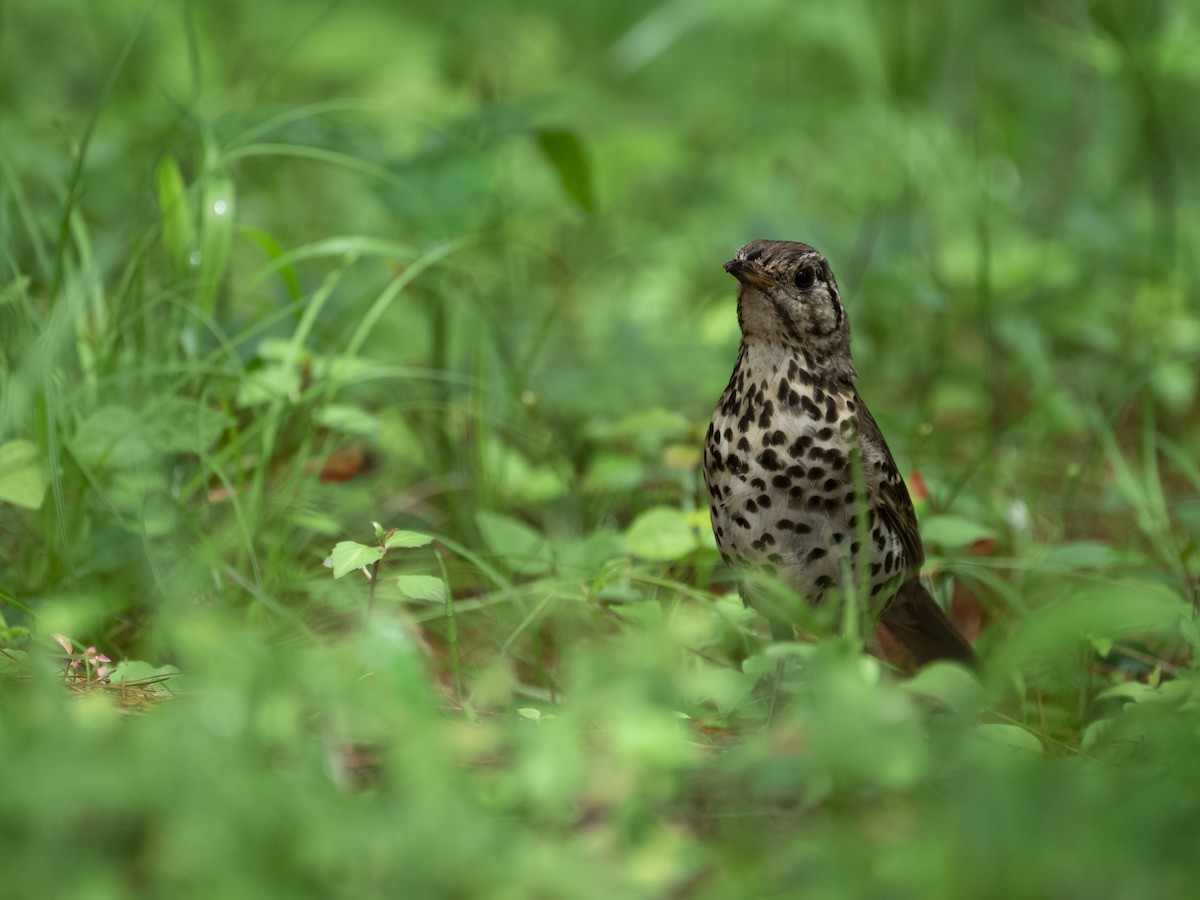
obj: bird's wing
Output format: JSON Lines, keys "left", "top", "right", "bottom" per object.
{"left": 851, "top": 388, "right": 925, "bottom": 571}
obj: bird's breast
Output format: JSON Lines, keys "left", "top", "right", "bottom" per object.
{"left": 704, "top": 352, "right": 905, "bottom": 603}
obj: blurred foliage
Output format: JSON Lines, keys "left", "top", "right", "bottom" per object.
{"left": 2, "top": 0, "right": 1200, "bottom": 896}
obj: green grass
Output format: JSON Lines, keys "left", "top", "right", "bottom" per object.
{"left": 2, "top": 0, "right": 1200, "bottom": 896}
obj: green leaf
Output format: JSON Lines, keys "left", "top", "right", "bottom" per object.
{"left": 236, "top": 364, "right": 301, "bottom": 407}
{"left": 241, "top": 227, "right": 301, "bottom": 300}
{"left": 0, "top": 440, "right": 48, "bottom": 509}
{"left": 156, "top": 155, "right": 192, "bottom": 275}
{"left": 623, "top": 506, "right": 699, "bottom": 562}
{"left": 395, "top": 575, "right": 447, "bottom": 603}
{"left": 901, "top": 660, "right": 983, "bottom": 716}
{"left": 195, "top": 150, "right": 236, "bottom": 318}
{"left": 476, "top": 510, "right": 551, "bottom": 575}
{"left": 977, "top": 723, "right": 1043, "bottom": 756}
{"left": 328, "top": 541, "right": 384, "bottom": 579}
{"left": 534, "top": 129, "right": 595, "bottom": 212}
{"left": 1039, "top": 541, "right": 1142, "bottom": 570}
{"left": 384, "top": 530, "right": 434, "bottom": 550}
{"left": 315, "top": 404, "right": 381, "bottom": 438}
{"left": 70, "top": 406, "right": 155, "bottom": 470}
{"left": 920, "top": 515, "right": 997, "bottom": 548}
{"left": 109, "top": 660, "right": 182, "bottom": 685}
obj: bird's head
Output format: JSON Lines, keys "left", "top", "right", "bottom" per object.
{"left": 724, "top": 240, "right": 855, "bottom": 379}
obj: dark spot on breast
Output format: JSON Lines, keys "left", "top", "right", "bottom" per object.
{"left": 817, "top": 427, "right": 834, "bottom": 441}
{"left": 772, "top": 474, "right": 791, "bottom": 489}
{"left": 758, "top": 403, "right": 775, "bottom": 429}
{"left": 788, "top": 390, "right": 802, "bottom": 406}
{"left": 823, "top": 478, "right": 839, "bottom": 492}
{"left": 756, "top": 449, "right": 782, "bottom": 471}
{"left": 734, "top": 516, "right": 751, "bottom": 529}
{"left": 745, "top": 499, "right": 758, "bottom": 513}
{"left": 870, "top": 562, "right": 882, "bottom": 575}
{"left": 807, "top": 547, "right": 827, "bottom": 562}
{"left": 809, "top": 466, "right": 826, "bottom": 480}
{"left": 825, "top": 400, "right": 839, "bottom": 423}
{"left": 786, "top": 465, "right": 806, "bottom": 479}
{"left": 815, "top": 574, "right": 834, "bottom": 590}
{"left": 801, "top": 395, "right": 821, "bottom": 420}
{"left": 757, "top": 494, "right": 772, "bottom": 508}
{"left": 761, "top": 532, "right": 775, "bottom": 546}
{"left": 832, "top": 531, "right": 845, "bottom": 544}
{"left": 723, "top": 427, "right": 733, "bottom": 441}
{"left": 793, "top": 521, "right": 812, "bottom": 534}
{"left": 776, "top": 380, "right": 791, "bottom": 403}
{"left": 720, "top": 552, "right": 733, "bottom": 565}
{"left": 767, "top": 553, "right": 784, "bottom": 564}
{"left": 843, "top": 490, "right": 857, "bottom": 505}
{"left": 884, "top": 550, "right": 895, "bottom": 571}
{"left": 738, "top": 411, "right": 754, "bottom": 433}
{"left": 737, "top": 436, "right": 750, "bottom": 452}
{"left": 750, "top": 477, "right": 766, "bottom": 490}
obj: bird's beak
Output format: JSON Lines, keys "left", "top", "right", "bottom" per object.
{"left": 724, "top": 258, "right": 777, "bottom": 288}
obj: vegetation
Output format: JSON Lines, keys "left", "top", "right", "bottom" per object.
{"left": 2, "top": 0, "right": 1199, "bottom": 896}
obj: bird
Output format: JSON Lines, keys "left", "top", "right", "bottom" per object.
{"left": 703, "top": 239, "right": 976, "bottom": 668}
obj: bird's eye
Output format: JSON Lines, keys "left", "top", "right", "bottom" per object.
{"left": 794, "top": 266, "right": 818, "bottom": 291}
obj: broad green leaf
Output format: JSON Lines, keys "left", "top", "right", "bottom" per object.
{"left": 0, "top": 440, "right": 48, "bottom": 509}
{"left": 384, "top": 530, "right": 434, "bottom": 550}
{"left": 315, "top": 404, "right": 380, "bottom": 437}
{"left": 1039, "top": 541, "right": 1144, "bottom": 570}
{"left": 901, "top": 660, "right": 983, "bottom": 716}
{"left": 623, "top": 506, "right": 699, "bottom": 562}
{"left": 70, "top": 406, "right": 154, "bottom": 470}
{"left": 109, "top": 660, "right": 182, "bottom": 685}
{"left": 236, "top": 364, "right": 301, "bottom": 407}
{"left": 920, "top": 515, "right": 997, "bottom": 548}
{"left": 534, "top": 129, "right": 595, "bottom": 212}
{"left": 328, "top": 541, "right": 384, "bottom": 579}
{"left": 476, "top": 510, "right": 551, "bottom": 575}
{"left": 395, "top": 575, "right": 446, "bottom": 603}
{"left": 146, "top": 397, "right": 232, "bottom": 455}
{"left": 977, "top": 723, "right": 1043, "bottom": 756}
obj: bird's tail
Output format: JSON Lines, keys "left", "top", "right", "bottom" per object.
{"left": 880, "top": 579, "right": 977, "bottom": 668}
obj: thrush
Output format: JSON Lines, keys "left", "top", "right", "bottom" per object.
{"left": 703, "top": 240, "right": 976, "bottom": 667}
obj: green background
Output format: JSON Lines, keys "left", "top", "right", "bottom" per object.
{"left": 2, "top": 1, "right": 1199, "bottom": 896}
